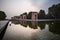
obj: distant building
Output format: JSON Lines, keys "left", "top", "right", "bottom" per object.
{"left": 11, "top": 16, "right": 20, "bottom": 20}
{"left": 14, "top": 16, "right": 20, "bottom": 20}
{"left": 11, "top": 17, "right": 14, "bottom": 20}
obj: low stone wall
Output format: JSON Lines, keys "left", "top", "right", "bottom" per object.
{"left": 0, "top": 21, "right": 9, "bottom": 40}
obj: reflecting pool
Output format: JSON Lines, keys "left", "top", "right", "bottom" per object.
{"left": 2, "top": 21, "right": 60, "bottom": 40}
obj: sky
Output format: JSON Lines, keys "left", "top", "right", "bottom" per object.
{"left": 0, "top": 0, "right": 60, "bottom": 19}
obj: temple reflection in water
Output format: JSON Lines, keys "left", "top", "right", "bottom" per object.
{"left": 11, "top": 21, "right": 60, "bottom": 35}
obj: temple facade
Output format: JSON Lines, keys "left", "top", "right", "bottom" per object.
{"left": 31, "top": 12, "right": 38, "bottom": 20}
{"left": 11, "top": 12, "right": 38, "bottom": 20}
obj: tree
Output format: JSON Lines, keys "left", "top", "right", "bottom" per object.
{"left": 48, "top": 3, "right": 60, "bottom": 19}
{"left": 38, "top": 10, "right": 45, "bottom": 19}
{"left": 0, "top": 11, "right": 7, "bottom": 20}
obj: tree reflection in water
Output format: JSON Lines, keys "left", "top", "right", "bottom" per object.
{"left": 11, "top": 21, "right": 60, "bottom": 35}
{"left": 49, "top": 21, "right": 60, "bottom": 35}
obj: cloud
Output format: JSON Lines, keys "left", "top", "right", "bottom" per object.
{"left": 30, "top": 0, "right": 49, "bottom": 14}
{"left": 30, "top": 0, "right": 47, "bottom": 8}
{"left": 0, "top": 0, "right": 60, "bottom": 19}
{"left": 30, "top": 0, "right": 60, "bottom": 14}
{"left": 0, "top": 0, "right": 39, "bottom": 19}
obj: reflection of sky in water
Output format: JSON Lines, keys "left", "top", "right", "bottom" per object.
{"left": 3, "top": 22, "right": 60, "bottom": 40}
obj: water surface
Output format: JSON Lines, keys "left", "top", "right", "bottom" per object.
{"left": 2, "top": 21, "right": 60, "bottom": 40}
